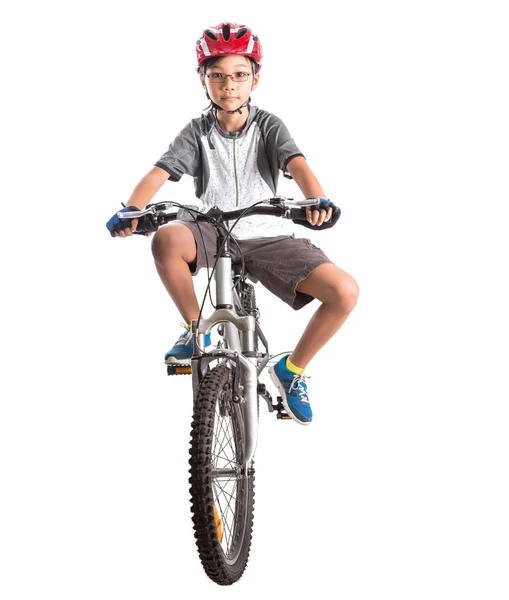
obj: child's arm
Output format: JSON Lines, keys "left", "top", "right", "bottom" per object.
{"left": 126, "top": 166, "right": 171, "bottom": 210}
{"left": 108, "top": 166, "right": 171, "bottom": 238}
{"left": 286, "top": 157, "right": 333, "bottom": 227}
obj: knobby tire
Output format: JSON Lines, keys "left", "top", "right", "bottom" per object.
{"left": 188, "top": 365, "right": 255, "bottom": 585}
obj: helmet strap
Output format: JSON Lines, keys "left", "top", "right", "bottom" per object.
{"left": 207, "top": 94, "right": 252, "bottom": 115}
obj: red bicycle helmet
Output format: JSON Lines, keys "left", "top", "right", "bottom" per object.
{"left": 196, "top": 22, "right": 263, "bottom": 71}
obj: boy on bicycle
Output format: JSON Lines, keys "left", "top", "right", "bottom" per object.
{"left": 106, "top": 22, "right": 359, "bottom": 425}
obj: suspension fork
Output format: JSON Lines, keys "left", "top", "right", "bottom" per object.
{"left": 191, "top": 313, "right": 258, "bottom": 472}
{"left": 191, "top": 248, "right": 259, "bottom": 472}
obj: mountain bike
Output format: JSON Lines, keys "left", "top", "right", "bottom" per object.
{"left": 121, "top": 197, "right": 338, "bottom": 585}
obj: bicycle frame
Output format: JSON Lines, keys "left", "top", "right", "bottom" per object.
{"left": 116, "top": 197, "right": 327, "bottom": 470}
{"left": 190, "top": 229, "right": 262, "bottom": 475}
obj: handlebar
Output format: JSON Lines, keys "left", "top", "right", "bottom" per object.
{"left": 118, "top": 197, "right": 326, "bottom": 235}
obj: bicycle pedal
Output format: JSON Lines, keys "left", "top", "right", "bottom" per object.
{"left": 277, "top": 412, "right": 292, "bottom": 420}
{"left": 273, "top": 397, "right": 292, "bottom": 420}
{"left": 167, "top": 364, "right": 192, "bottom": 376}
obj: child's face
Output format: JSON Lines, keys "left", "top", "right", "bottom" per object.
{"left": 202, "top": 54, "right": 260, "bottom": 113}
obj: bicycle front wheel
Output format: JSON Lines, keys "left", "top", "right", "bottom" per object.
{"left": 188, "top": 364, "right": 255, "bottom": 585}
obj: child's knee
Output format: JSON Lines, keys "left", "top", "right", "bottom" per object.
{"left": 324, "top": 273, "right": 359, "bottom": 312}
{"left": 338, "top": 276, "right": 359, "bottom": 312}
{"left": 151, "top": 224, "right": 196, "bottom": 264}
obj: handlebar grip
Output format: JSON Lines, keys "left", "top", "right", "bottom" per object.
{"left": 132, "top": 213, "right": 164, "bottom": 234}
{"left": 289, "top": 205, "right": 341, "bottom": 230}
{"left": 288, "top": 207, "right": 309, "bottom": 221}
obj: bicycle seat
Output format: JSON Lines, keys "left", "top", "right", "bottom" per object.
{"left": 232, "top": 263, "right": 259, "bottom": 284}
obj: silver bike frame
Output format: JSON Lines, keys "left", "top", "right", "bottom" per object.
{"left": 117, "top": 197, "right": 322, "bottom": 474}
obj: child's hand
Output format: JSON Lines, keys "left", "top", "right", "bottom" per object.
{"left": 294, "top": 199, "right": 340, "bottom": 231}
{"left": 305, "top": 204, "right": 333, "bottom": 227}
{"left": 106, "top": 206, "right": 153, "bottom": 238}
{"left": 114, "top": 220, "right": 150, "bottom": 238}
{"left": 113, "top": 219, "right": 153, "bottom": 238}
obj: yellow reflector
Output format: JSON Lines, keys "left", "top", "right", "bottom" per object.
{"left": 213, "top": 503, "right": 223, "bottom": 542}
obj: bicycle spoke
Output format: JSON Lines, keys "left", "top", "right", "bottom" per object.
{"left": 213, "top": 405, "right": 231, "bottom": 456}
{"left": 219, "top": 491, "right": 238, "bottom": 544}
{"left": 214, "top": 479, "right": 237, "bottom": 506}
{"left": 213, "top": 416, "right": 234, "bottom": 464}
{"left": 213, "top": 482, "right": 236, "bottom": 552}
{"left": 214, "top": 404, "right": 237, "bottom": 463}
{"left": 211, "top": 399, "right": 244, "bottom": 557}
{"left": 212, "top": 432, "right": 237, "bottom": 469}
{"left": 221, "top": 485, "right": 237, "bottom": 550}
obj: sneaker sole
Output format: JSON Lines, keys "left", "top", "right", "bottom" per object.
{"left": 268, "top": 366, "right": 311, "bottom": 426}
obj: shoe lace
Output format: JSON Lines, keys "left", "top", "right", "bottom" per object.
{"left": 290, "top": 373, "right": 311, "bottom": 404}
{"left": 175, "top": 322, "right": 192, "bottom": 346}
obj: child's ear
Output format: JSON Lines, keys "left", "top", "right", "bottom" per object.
{"left": 251, "top": 72, "right": 260, "bottom": 91}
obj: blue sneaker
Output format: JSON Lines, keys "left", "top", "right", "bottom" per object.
{"left": 269, "top": 354, "right": 312, "bottom": 425}
{"left": 164, "top": 323, "right": 212, "bottom": 364}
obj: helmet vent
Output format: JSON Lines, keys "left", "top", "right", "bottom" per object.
{"left": 236, "top": 27, "right": 248, "bottom": 39}
{"left": 204, "top": 29, "right": 218, "bottom": 41}
{"left": 222, "top": 24, "right": 231, "bottom": 41}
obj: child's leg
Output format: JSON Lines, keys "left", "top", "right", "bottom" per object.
{"left": 151, "top": 223, "right": 201, "bottom": 324}
{"left": 290, "top": 263, "right": 359, "bottom": 369}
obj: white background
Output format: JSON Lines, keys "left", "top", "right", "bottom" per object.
{"left": 1, "top": 1, "right": 508, "bottom": 598}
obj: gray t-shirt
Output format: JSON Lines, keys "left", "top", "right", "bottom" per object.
{"left": 155, "top": 106, "right": 304, "bottom": 239}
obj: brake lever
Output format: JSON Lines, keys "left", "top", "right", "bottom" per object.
{"left": 116, "top": 207, "right": 155, "bottom": 220}
{"left": 287, "top": 198, "right": 321, "bottom": 207}
{"left": 266, "top": 197, "right": 320, "bottom": 208}
{"left": 116, "top": 201, "right": 175, "bottom": 220}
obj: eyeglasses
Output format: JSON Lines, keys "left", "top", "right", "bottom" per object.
{"left": 205, "top": 72, "right": 251, "bottom": 83}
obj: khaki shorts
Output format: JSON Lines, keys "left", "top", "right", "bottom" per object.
{"left": 177, "top": 221, "right": 332, "bottom": 310}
